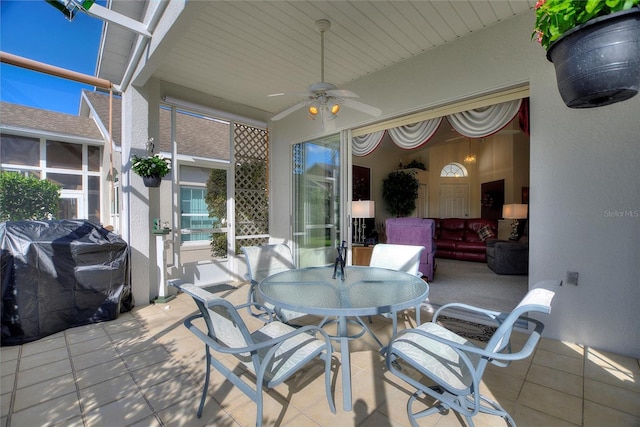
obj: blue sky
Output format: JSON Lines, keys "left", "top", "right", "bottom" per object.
{"left": 1, "top": 0, "right": 103, "bottom": 115}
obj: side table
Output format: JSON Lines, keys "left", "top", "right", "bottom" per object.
{"left": 352, "top": 245, "right": 374, "bottom": 265}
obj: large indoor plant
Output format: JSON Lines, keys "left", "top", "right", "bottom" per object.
{"left": 131, "top": 154, "right": 171, "bottom": 187}
{"left": 382, "top": 171, "right": 419, "bottom": 217}
{"left": 533, "top": 0, "right": 640, "bottom": 108}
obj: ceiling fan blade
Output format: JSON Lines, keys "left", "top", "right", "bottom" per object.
{"left": 271, "top": 100, "right": 311, "bottom": 121}
{"left": 326, "top": 89, "right": 359, "bottom": 98}
{"left": 342, "top": 98, "right": 382, "bottom": 117}
{"left": 268, "top": 92, "right": 310, "bottom": 97}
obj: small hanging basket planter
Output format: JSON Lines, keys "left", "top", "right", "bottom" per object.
{"left": 142, "top": 174, "right": 162, "bottom": 188}
{"left": 546, "top": 8, "right": 640, "bottom": 109}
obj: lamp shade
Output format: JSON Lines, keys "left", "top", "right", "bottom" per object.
{"left": 502, "top": 203, "right": 528, "bottom": 219}
{"left": 352, "top": 200, "right": 375, "bottom": 218}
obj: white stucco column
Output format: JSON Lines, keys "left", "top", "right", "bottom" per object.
{"left": 121, "top": 82, "right": 161, "bottom": 306}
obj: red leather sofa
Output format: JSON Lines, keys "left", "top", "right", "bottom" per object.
{"left": 428, "top": 218, "right": 498, "bottom": 262}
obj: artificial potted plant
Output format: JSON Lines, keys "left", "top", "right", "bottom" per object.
{"left": 131, "top": 154, "right": 171, "bottom": 187}
{"left": 533, "top": 0, "right": 640, "bottom": 108}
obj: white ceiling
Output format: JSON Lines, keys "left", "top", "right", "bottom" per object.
{"left": 99, "top": 1, "right": 535, "bottom": 118}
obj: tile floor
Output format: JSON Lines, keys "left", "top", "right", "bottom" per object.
{"left": 1, "top": 282, "right": 639, "bottom": 427}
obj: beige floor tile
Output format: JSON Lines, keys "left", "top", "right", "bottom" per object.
{"left": 583, "top": 400, "right": 640, "bottom": 427}
{"left": 72, "top": 345, "right": 121, "bottom": 370}
{"left": 228, "top": 391, "right": 302, "bottom": 427}
{"left": 19, "top": 345, "right": 69, "bottom": 371}
{"left": 519, "top": 381, "right": 582, "bottom": 425}
{"left": 513, "top": 403, "right": 579, "bottom": 427}
{"left": 65, "top": 323, "right": 108, "bottom": 344}
{"left": 20, "top": 332, "right": 65, "bottom": 357}
{"left": 83, "top": 393, "right": 154, "bottom": 426}
{"left": 143, "top": 373, "right": 200, "bottom": 412}
{"left": 0, "top": 346, "right": 20, "bottom": 362}
{"left": 68, "top": 335, "right": 112, "bottom": 357}
{"left": 587, "top": 347, "right": 640, "bottom": 373}
{"left": 1, "top": 391, "right": 12, "bottom": 417}
{"left": 123, "top": 344, "right": 173, "bottom": 371}
{"left": 16, "top": 358, "right": 72, "bottom": 389}
{"left": 156, "top": 397, "right": 234, "bottom": 427}
{"left": 131, "top": 358, "right": 186, "bottom": 389}
{"left": 533, "top": 348, "right": 583, "bottom": 376}
{"left": 525, "top": 363, "right": 583, "bottom": 397}
{"left": 537, "top": 338, "right": 585, "bottom": 359}
{"left": 480, "top": 368, "right": 525, "bottom": 400}
{"left": 584, "top": 377, "right": 640, "bottom": 417}
{"left": 281, "top": 412, "right": 322, "bottom": 427}
{"left": 76, "top": 358, "right": 128, "bottom": 389}
{"left": 79, "top": 372, "right": 140, "bottom": 411}
{"left": 13, "top": 372, "right": 76, "bottom": 412}
{"left": 9, "top": 391, "right": 81, "bottom": 426}
{"left": 1, "top": 370, "right": 15, "bottom": 393}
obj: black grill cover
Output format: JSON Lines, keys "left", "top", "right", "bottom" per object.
{"left": 1, "top": 220, "right": 132, "bottom": 345}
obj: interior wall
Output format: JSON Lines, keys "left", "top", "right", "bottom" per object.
{"left": 270, "top": 10, "right": 640, "bottom": 358}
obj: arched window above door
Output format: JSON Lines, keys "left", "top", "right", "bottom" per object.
{"left": 440, "top": 162, "right": 468, "bottom": 177}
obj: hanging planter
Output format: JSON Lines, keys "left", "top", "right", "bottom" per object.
{"left": 131, "top": 154, "right": 171, "bottom": 188}
{"left": 546, "top": 8, "right": 640, "bottom": 108}
{"left": 142, "top": 174, "right": 162, "bottom": 188}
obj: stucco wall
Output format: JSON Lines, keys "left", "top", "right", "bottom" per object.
{"left": 270, "top": 11, "right": 640, "bottom": 357}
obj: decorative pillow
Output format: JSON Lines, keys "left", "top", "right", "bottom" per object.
{"left": 477, "top": 225, "right": 495, "bottom": 241}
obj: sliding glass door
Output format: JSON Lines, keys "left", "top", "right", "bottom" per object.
{"left": 292, "top": 134, "right": 342, "bottom": 267}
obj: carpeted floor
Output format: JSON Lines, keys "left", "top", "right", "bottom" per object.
{"left": 420, "top": 258, "right": 528, "bottom": 327}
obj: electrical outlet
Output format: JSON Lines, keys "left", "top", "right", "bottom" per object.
{"left": 567, "top": 271, "right": 579, "bottom": 286}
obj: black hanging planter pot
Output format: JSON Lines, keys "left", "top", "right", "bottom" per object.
{"left": 142, "top": 174, "right": 162, "bottom": 187}
{"left": 546, "top": 8, "right": 640, "bottom": 109}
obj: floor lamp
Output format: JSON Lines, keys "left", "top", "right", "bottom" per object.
{"left": 352, "top": 200, "right": 375, "bottom": 244}
{"left": 502, "top": 203, "right": 528, "bottom": 240}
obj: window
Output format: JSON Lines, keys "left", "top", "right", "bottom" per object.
{"left": 0, "top": 134, "right": 102, "bottom": 223}
{"left": 180, "top": 186, "right": 216, "bottom": 242}
{"left": 0, "top": 135, "right": 39, "bottom": 166}
{"left": 440, "top": 162, "right": 468, "bottom": 178}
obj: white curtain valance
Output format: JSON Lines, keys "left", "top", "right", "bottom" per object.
{"left": 447, "top": 99, "right": 522, "bottom": 138}
{"left": 352, "top": 99, "right": 522, "bottom": 156}
{"left": 352, "top": 131, "right": 385, "bottom": 156}
{"left": 388, "top": 117, "right": 442, "bottom": 149}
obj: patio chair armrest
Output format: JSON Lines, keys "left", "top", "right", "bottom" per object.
{"left": 390, "top": 316, "right": 545, "bottom": 363}
{"left": 432, "top": 302, "right": 503, "bottom": 325}
{"left": 233, "top": 301, "right": 276, "bottom": 321}
{"left": 184, "top": 313, "right": 332, "bottom": 355}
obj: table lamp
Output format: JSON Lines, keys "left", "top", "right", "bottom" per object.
{"left": 502, "top": 203, "right": 528, "bottom": 240}
{"left": 352, "top": 200, "right": 375, "bottom": 243}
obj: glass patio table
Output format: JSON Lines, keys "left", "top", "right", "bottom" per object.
{"left": 258, "top": 265, "right": 429, "bottom": 411}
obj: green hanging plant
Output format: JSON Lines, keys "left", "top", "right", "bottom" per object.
{"left": 131, "top": 154, "right": 171, "bottom": 178}
{"left": 382, "top": 171, "right": 419, "bottom": 217}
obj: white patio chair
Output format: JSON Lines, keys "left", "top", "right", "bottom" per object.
{"left": 241, "top": 244, "right": 307, "bottom": 323}
{"left": 172, "top": 281, "right": 335, "bottom": 427}
{"left": 368, "top": 243, "right": 425, "bottom": 333}
{"left": 386, "top": 279, "right": 560, "bottom": 427}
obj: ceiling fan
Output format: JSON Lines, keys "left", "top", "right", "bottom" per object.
{"left": 270, "top": 19, "right": 382, "bottom": 122}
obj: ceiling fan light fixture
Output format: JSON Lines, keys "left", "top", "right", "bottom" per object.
{"left": 330, "top": 103, "right": 340, "bottom": 115}
{"left": 308, "top": 103, "right": 319, "bottom": 120}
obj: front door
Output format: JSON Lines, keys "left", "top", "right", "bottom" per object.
{"left": 439, "top": 184, "right": 469, "bottom": 218}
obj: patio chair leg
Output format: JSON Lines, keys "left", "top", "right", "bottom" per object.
{"left": 197, "top": 348, "right": 212, "bottom": 418}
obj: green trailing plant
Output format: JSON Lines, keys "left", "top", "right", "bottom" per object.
{"left": 532, "top": 0, "right": 640, "bottom": 50}
{"left": 131, "top": 154, "right": 171, "bottom": 178}
{"left": 382, "top": 171, "right": 419, "bottom": 217}
{"left": 404, "top": 159, "right": 426, "bottom": 170}
{"left": 0, "top": 171, "right": 61, "bottom": 221}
